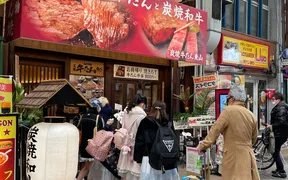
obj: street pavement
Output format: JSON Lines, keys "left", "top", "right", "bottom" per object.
{"left": 210, "top": 148, "right": 288, "bottom": 180}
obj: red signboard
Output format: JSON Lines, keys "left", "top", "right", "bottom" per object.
{"left": 0, "top": 115, "right": 17, "bottom": 180}
{"left": 6, "top": 0, "right": 207, "bottom": 64}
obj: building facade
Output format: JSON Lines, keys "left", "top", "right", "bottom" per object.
{"left": 206, "top": 0, "right": 283, "bottom": 126}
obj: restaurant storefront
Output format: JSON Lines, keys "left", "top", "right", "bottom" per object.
{"left": 3, "top": 0, "right": 207, "bottom": 112}
{"left": 205, "top": 29, "right": 278, "bottom": 128}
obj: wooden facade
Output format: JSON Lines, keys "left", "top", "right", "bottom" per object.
{"left": 3, "top": 38, "right": 181, "bottom": 113}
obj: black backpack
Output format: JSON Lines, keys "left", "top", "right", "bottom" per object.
{"left": 149, "top": 119, "right": 179, "bottom": 172}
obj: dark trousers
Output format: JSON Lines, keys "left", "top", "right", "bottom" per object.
{"left": 273, "top": 137, "right": 287, "bottom": 172}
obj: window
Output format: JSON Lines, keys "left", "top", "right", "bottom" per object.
{"left": 212, "top": 0, "right": 222, "bottom": 20}
{"left": 226, "top": 3, "right": 234, "bottom": 30}
{"left": 262, "top": 8, "right": 268, "bottom": 39}
{"left": 222, "top": 0, "right": 269, "bottom": 39}
{"left": 19, "top": 59, "right": 64, "bottom": 93}
{"left": 239, "top": 0, "right": 247, "bottom": 33}
{"left": 251, "top": 3, "right": 258, "bottom": 36}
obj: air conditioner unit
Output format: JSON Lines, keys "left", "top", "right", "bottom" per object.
{"left": 223, "top": 0, "right": 234, "bottom": 5}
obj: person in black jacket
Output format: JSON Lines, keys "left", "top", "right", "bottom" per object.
{"left": 267, "top": 92, "right": 288, "bottom": 178}
{"left": 134, "top": 101, "right": 180, "bottom": 180}
{"left": 77, "top": 107, "right": 106, "bottom": 180}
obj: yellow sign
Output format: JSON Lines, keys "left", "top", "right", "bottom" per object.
{"left": 70, "top": 60, "right": 104, "bottom": 76}
{"left": 0, "top": 0, "right": 8, "bottom": 5}
{"left": 221, "top": 36, "right": 269, "bottom": 69}
{"left": 0, "top": 77, "right": 12, "bottom": 113}
{"left": 0, "top": 116, "right": 16, "bottom": 139}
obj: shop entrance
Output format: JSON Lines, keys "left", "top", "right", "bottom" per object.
{"left": 245, "top": 77, "right": 267, "bottom": 129}
{"left": 113, "top": 80, "right": 164, "bottom": 111}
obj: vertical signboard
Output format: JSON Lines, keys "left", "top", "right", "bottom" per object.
{"left": 0, "top": 77, "right": 13, "bottom": 113}
{"left": 0, "top": 115, "right": 17, "bottom": 180}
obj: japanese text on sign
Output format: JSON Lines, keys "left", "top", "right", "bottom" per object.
{"left": 221, "top": 35, "right": 269, "bottom": 69}
{"left": 168, "top": 50, "right": 204, "bottom": 61}
{"left": 0, "top": 115, "right": 17, "bottom": 180}
{"left": 26, "top": 126, "right": 39, "bottom": 180}
{"left": 193, "top": 74, "right": 217, "bottom": 92}
{"left": 114, "top": 64, "right": 159, "bottom": 80}
{"left": 70, "top": 60, "right": 104, "bottom": 76}
{"left": 120, "top": 0, "right": 204, "bottom": 24}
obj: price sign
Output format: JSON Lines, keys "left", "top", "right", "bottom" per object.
{"left": 0, "top": 115, "right": 17, "bottom": 180}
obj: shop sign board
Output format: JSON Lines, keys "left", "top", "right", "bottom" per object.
{"left": 114, "top": 64, "right": 159, "bottom": 81}
{"left": 219, "top": 35, "right": 270, "bottom": 69}
{"left": 0, "top": 77, "right": 13, "bottom": 113}
{"left": 186, "top": 147, "right": 208, "bottom": 174}
{"left": 70, "top": 60, "right": 104, "bottom": 77}
{"left": 193, "top": 74, "right": 217, "bottom": 92}
{"left": 13, "top": 0, "right": 207, "bottom": 64}
{"left": 0, "top": 115, "right": 17, "bottom": 180}
{"left": 4, "top": 0, "right": 22, "bottom": 42}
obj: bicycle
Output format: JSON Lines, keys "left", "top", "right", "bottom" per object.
{"left": 253, "top": 124, "right": 274, "bottom": 170}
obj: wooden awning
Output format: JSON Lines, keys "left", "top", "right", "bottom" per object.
{"left": 17, "top": 79, "right": 92, "bottom": 109}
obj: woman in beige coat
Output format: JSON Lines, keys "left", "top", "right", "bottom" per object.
{"left": 198, "top": 85, "right": 260, "bottom": 180}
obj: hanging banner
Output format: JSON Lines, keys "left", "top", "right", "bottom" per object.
{"left": 0, "top": 77, "right": 13, "bottom": 114}
{"left": 219, "top": 35, "right": 270, "bottom": 69}
{"left": 193, "top": 74, "right": 217, "bottom": 93}
{"left": 0, "top": 115, "right": 17, "bottom": 180}
{"left": 11, "top": 0, "right": 207, "bottom": 63}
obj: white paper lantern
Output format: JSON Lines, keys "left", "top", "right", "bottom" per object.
{"left": 26, "top": 122, "right": 79, "bottom": 180}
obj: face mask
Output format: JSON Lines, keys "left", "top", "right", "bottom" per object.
{"left": 226, "top": 97, "right": 233, "bottom": 106}
{"left": 272, "top": 101, "right": 276, "bottom": 105}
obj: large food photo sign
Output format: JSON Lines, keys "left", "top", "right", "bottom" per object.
{"left": 13, "top": 0, "right": 207, "bottom": 63}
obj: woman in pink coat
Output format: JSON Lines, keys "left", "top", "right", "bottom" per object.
{"left": 117, "top": 94, "right": 147, "bottom": 180}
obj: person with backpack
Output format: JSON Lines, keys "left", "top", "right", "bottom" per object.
{"left": 134, "top": 101, "right": 180, "bottom": 180}
{"left": 77, "top": 105, "right": 106, "bottom": 180}
{"left": 267, "top": 92, "right": 288, "bottom": 178}
{"left": 117, "top": 94, "right": 147, "bottom": 180}
{"left": 87, "top": 97, "right": 121, "bottom": 180}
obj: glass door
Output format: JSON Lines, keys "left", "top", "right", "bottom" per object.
{"left": 245, "top": 82, "right": 255, "bottom": 113}
{"left": 245, "top": 77, "right": 267, "bottom": 129}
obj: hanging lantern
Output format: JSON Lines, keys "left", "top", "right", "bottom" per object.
{"left": 26, "top": 122, "right": 79, "bottom": 180}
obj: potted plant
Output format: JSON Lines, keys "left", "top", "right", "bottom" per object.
{"left": 192, "top": 89, "right": 215, "bottom": 117}
{"left": 173, "top": 87, "right": 196, "bottom": 128}
{"left": 14, "top": 81, "right": 43, "bottom": 127}
{"left": 173, "top": 87, "right": 196, "bottom": 113}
